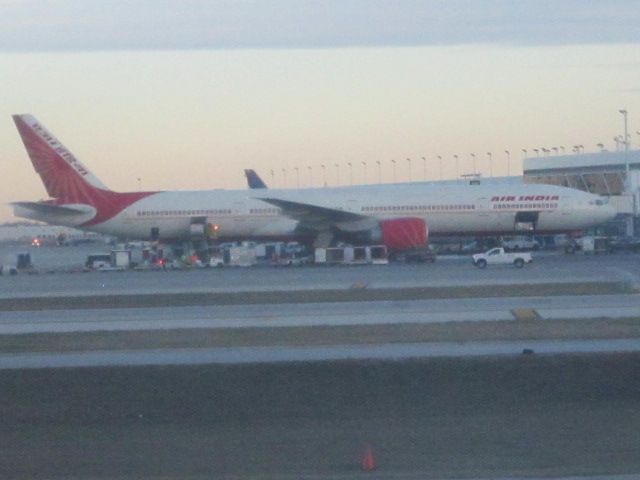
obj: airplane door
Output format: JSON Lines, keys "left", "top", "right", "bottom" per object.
{"left": 233, "top": 200, "right": 247, "bottom": 218}
{"left": 232, "top": 200, "right": 247, "bottom": 233}
{"left": 560, "top": 196, "right": 573, "bottom": 216}
{"left": 514, "top": 211, "right": 539, "bottom": 232}
{"left": 477, "top": 197, "right": 490, "bottom": 216}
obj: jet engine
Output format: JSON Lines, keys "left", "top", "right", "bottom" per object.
{"left": 340, "top": 217, "right": 428, "bottom": 250}
{"left": 378, "top": 217, "right": 428, "bottom": 250}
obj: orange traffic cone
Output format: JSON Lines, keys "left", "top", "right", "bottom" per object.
{"left": 361, "top": 444, "right": 377, "bottom": 472}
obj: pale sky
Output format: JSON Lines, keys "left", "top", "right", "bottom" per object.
{"left": 1, "top": 1, "right": 639, "bottom": 221}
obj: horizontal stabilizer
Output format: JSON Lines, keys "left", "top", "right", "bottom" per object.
{"left": 11, "top": 201, "right": 95, "bottom": 216}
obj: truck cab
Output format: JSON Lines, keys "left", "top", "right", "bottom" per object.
{"left": 472, "top": 247, "right": 533, "bottom": 268}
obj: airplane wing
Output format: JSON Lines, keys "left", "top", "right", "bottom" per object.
{"left": 257, "top": 197, "right": 369, "bottom": 230}
{"left": 11, "top": 201, "right": 94, "bottom": 216}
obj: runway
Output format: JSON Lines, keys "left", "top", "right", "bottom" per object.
{"left": 1, "top": 339, "right": 639, "bottom": 370}
{"left": 1, "top": 293, "right": 639, "bottom": 334}
{"left": 2, "top": 249, "right": 640, "bottom": 298}
{"left": 1, "top": 292, "right": 638, "bottom": 369}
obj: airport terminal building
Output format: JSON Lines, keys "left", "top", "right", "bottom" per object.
{"left": 524, "top": 149, "right": 640, "bottom": 237}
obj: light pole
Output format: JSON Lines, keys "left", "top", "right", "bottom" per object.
{"left": 421, "top": 156, "right": 427, "bottom": 181}
{"left": 552, "top": 147, "right": 558, "bottom": 155}
{"left": 321, "top": 164, "right": 326, "bottom": 187}
{"left": 533, "top": 149, "right": 539, "bottom": 157}
{"left": 614, "top": 136, "right": 623, "bottom": 151}
{"left": 597, "top": 143, "right": 605, "bottom": 152}
{"left": 406, "top": 158, "right": 412, "bottom": 181}
{"left": 521, "top": 148, "right": 527, "bottom": 159}
{"left": 437, "top": 155, "right": 442, "bottom": 180}
{"left": 294, "top": 167, "right": 300, "bottom": 188}
{"left": 308, "top": 165, "right": 312, "bottom": 187}
{"left": 470, "top": 153, "right": 476, "bottom": 174}
{"left": 487, "top": 152, "right": 492, "bottom": 177}
{"left": 620, "top": 109, "right": 629, "bottom": 180}
{"left": 281, "top": 168, "right": 287, "bottom": 187}
{"left": 137, "top": 177, "right": 141, "bottom": 190}
{"left": 361, "top": 161, "right": 367, "bottom": 184}
{"left": 504, "top": 150, "right": 510, "bottom": 176}
{"left": 347, "top": 162, "right": 353, "bottom": 185}
{"left": 391, "top": 159, "right": 396, "bottom": 183}
{"left": 334, "top": 163, "right": 340, "bottom": 186}
{"left": 453, "top": 155, "right": 459, "bottom": 179}
{"left": 560, "top": 146, "right": 565, "bottom": 154}
{"left": 270, "top": 169, "right": 274, "bottom": 186}
{"left": 376, "top": 160, "right": 381, "bottom": 184}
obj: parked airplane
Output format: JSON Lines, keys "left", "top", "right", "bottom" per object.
{"left": 11, "top": 114, "right": 615, "bottom": 250}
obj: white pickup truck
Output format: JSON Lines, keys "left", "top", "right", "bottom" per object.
{"left": 472, "top": 247, "right": 532, "bottom": 268}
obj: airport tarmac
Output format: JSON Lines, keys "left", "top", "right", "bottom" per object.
{"left": 2, "top": 339, "right": 639, "bottom": 370}
{"left": 1, "top": 294, "right": 639, "bottom": 334}
{"left": 1, "top": 248, "right": 639, "bottom": 368}
{"left": 1, "top": 246, "right": 639, "bottom": 478}
{"left": 1, "top": 247, "right": 640, "bottom": 298}
{"left": 0, "top": 292, "right": 638, "bottom": 369}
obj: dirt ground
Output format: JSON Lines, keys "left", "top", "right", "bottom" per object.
{"left": 1, "top": 353, "right": 640, "bottom": 479}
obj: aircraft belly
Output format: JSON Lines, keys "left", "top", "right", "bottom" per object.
{"left": 98, "top": 216, "right": 191, "bottom": 240}
{"left": 249, "top": 217, "right": 298, "bottom": 236}
{"left": 537, "top": 211, "right": 572, "bottom": 231}
{"left": 428, "top": 213, "right": 499, "bottom": 234}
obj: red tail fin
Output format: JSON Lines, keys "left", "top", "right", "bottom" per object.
{"left": 13, "top": 114, "right": 109, "bottom": 204}
{"left": 13, "top": 114, "right": 156, "bottom": 227}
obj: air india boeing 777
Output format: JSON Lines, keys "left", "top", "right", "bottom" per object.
{"left": 11, "top": 115, "right": 615, "bottom": 250}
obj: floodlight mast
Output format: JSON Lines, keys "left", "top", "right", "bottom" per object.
{"left": 619, "top": 109, "right": 629, "bottom": 181}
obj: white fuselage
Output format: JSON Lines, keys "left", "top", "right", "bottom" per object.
{"left": 11, "top": 114, "right": 616, "bottom": 245}
{"left": 66, "top": 180, "right": 614, "bottom": 241}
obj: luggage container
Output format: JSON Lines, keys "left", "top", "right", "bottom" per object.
{"left": 325, "top": 247, "right": 346, "bottom": 264}
{"left": 228, "top": 246, "right": 257, "bottom": 267}
{"left": 369, "top": 245, "right": 389, "bottom": 264}
{"left": 111, "top": 249, "right": 131, "bottom": 268}
{"left": 352, "top": 246, "right": 368, "bottom": 264}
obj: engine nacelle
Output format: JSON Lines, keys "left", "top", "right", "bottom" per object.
{"left": 379, "top": 217, "right": 428, "bottom": 250}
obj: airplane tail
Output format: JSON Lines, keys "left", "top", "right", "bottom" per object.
{"left": 12, "top": 115, "right": 155, "bottom": 227}
{"left": 244, "top": 169, "right": 268, "bottom": 189}
{"left": 12, "top": 114, "right": 110, "bottom": 204}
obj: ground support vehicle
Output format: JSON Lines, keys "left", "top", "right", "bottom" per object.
{"left": 314, "top": 245, "right": 388, "bottom": 265}
{"left": 472, "top": 247, "right": 532, "bottom": 268}
{"left": 500, "top": 236, "right": 540, "bottom": 251}
{"left": 390, "top": 246, "right": 436, "bottom": 263}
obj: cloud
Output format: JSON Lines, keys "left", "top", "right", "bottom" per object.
{"left": 0, "top": 0, "right": 639, "bottom": 51}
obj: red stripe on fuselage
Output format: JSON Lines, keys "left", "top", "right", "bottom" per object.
{"left": 75, "top": 190, "right": 157, "bottom": 226}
